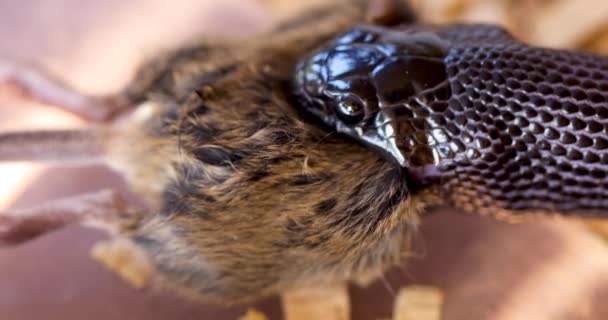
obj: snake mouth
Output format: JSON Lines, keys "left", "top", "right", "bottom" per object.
{"left": 336, "top": 111, "right": 408, "bottom": 167}
{"left": 294, "top": 60, "right": 407, "bottom": 167}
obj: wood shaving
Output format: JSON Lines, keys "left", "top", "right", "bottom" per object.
{"left": 239, "top": 309, "right": 268, "bottom": 320}
{"left": 90, "top": 238, "right": 155, "bottom": 289}
{"left": 408, "top": 0, "right": 608, "bottom": 52}
{"left": 281, "top": 285, "right": 350, "bottom": 320}
{"left": 393, "top": 285, "right": 444, "bottom": 320}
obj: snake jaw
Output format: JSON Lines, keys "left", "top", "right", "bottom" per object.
{"left": 335, "top": 110, "right": 407, "bottom": 167}
{"left": 362, "top": 112, "right": 407, "bottom": 167}
{"left": 294, "top": 62, "right": 407, "bottom": 167}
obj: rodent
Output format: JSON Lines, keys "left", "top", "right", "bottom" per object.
{"left": 3, "top": 0, "right": 606, "bottom": 306}
{"left": 0, "top": 0, "right": 434, "bottom": 304}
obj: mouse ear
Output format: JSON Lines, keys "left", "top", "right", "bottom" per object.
{"left": 366, "top": 0, "right": 417, "bottom": 26}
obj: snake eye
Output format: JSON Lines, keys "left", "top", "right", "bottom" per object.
{"left": 336, "top": 95, "right": 366, "bottom": 124}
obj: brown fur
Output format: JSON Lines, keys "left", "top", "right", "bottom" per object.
{"left": 20, "top": 0, "right": 438, "bottom": 304}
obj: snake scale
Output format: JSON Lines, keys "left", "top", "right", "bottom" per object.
{"left": 293, "top": 24, "right": 608, "bottom": 217}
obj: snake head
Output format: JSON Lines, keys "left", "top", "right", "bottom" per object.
{"left": 293, "top": 25, "right": 450, "bottom": 167}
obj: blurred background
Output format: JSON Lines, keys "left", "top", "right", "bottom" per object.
{"left": 0, "top": 0, "right": 608, "bottom": 319}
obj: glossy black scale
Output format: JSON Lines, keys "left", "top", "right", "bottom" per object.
{"left": 293, "top": 23, "right": 608, "bottom": 216}
{"left": 293, "top": 25, "right": 452, "bottom": 167}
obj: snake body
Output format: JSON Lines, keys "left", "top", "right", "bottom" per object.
{"left": 293, "top": 24, "right": 608, "bottom": 216}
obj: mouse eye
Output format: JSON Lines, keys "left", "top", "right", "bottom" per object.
{"left": 336, "top": 95, "right": 366, "bottom": 124}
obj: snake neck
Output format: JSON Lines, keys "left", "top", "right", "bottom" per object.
{"left": 412, "top": 41, "right": 608, "bottom": 215}
{"left": 293, "top": 23, "right": 608, "bottom": 216}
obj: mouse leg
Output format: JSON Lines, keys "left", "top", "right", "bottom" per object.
{"left": 0, "top": 61, "right": 132, "bottom": 122}
{"left": 1, "top": 41, "right": 237, "bottom": 122}
{"left": 0, "top": 190, "right": 144, "bottom": 246}
{"left": 0, "top": 41, "right": 230, "bottom": 123}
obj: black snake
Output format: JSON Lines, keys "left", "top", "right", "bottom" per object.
{"left": 293, "top": 24, "right": 608, "bottom": 216}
